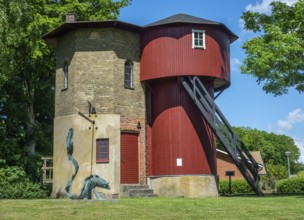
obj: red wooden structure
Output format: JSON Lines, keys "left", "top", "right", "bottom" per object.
{"left": 141, "top": 14, "right": 237, "bottom": 177}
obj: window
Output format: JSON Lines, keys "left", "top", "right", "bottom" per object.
{"left": 63, "top": 62, "right": 68, "bottom": 90}
{"left": 96, "top": 139, "right": 109, "bottom": 163}
{"left": 192, "top": 29, "right": 206, "bottom": 49}
{"left": 124, "top": 60, "right": 133, "bottom": 88}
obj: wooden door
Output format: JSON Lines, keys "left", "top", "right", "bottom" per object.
{"left": 121, "top": 133, "right": 139, "bottom": 184}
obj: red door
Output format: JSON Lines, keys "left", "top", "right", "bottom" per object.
{"left": 121, "top": 133, "right": 139, "bottom": 184}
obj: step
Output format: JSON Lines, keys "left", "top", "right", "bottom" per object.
{"left": 120, "top": 184, "right": 158, "bottom": 198}
{"left": 129, "top": 189, "right": 157, "bottom": 198}
{"left": 121, "top": 184, "right": 149, "bottom": 193}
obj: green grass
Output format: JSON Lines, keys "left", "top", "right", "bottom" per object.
{"left": 0, "top": 196, "right": 304, "bottom": 220}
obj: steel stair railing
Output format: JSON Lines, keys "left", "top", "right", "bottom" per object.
{"left": 179, "top": 76, "right": 263, "bottom": 196}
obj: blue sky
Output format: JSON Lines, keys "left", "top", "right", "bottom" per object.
{"left": 118, "top": 0, "right": 304, "bottom": 163}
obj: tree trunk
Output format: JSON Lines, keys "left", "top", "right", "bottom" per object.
{"left": 26, "top": 101, "right": 36, "bottom": 157}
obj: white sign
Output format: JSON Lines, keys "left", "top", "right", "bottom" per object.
{"left": 176, "top": 158, "right": 182, "bottom": 166}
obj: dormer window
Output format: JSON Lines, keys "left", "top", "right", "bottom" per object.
{"left": 63, "top": 62, "right": 68, "bottom": 90}
{"left": 124, "top": 60, "right": 133, "bottom": 89}
{"left": 192, "top": 29, "right": 206, "bottom": 49}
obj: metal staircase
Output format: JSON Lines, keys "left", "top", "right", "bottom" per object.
{"left": 179, "top": 76, "right": 263, "bottom": 196}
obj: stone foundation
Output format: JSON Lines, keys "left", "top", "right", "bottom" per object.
{"left": 148, "top": 175, "right": 219, "bottom": 198}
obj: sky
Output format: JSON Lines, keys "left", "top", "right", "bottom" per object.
{"left": 118, "top": 0, "right": 304, "bottom": 163}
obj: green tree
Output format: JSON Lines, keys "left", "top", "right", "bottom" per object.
{"left": 241, "top": 0, "right": 304, "bottom": 96}
{"left": 218, "top": 127, "right": 303, "bottom": 190}
{"left": 0, "top": 0, "right": 131, "bottom": 180}
{"left": 233, "top": 127, "right": 300, "bottom": 172}
{"left": 218, "top": 127, "right": 302, "bottom": 174}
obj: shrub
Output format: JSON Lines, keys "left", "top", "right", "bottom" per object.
{"left": 277, "top": 176, "right": 304, "bottom": 193}
{"left": 219, "top": 179, "right": 254, "bottom": 195}
{"left": 0, "top": 166, "right": 49, "bottom": 199}
{"left": 297, "top": 171, "right": 304, "bottom": 178}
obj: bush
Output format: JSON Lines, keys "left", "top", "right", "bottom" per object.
{"left": 0, "top": 166, "right": 49, "bottom": 199}
{"left": 277, "top": 176, "right": 304, "bottom": 193}
{"left": 219, "top": 179, "right": 254, "bottom": 195}
{"left": 297, "top": 171, "right": 304, "bottom": 178}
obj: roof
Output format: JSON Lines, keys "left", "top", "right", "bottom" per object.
{"left": 42, "top": 20, "right": 144, "bottom": 40}
{"left": 145, "top": 14, "right": 220, "bottom": 27}
{"left": 145, "top": 14, "right": 238, "bottom": 42}
{"left": 42, "top": 14, "right": 238, "bottom": 43}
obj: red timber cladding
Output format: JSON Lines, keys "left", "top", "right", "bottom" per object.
{"left": 121, "top": 133, "right": 139, "bottom": 184}
{"left": 148, "top": 78, "right": 216, "bottom": 176}
{"left": 141, "top": 24, "right": 231, "bottom": 83}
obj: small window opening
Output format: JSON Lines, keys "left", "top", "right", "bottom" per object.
{"left": 192, "top": 29, "right": 206, "bottom": 49}
{"left": 96, "top": 139, "right": 109, "bottom": 163}
{"left": 63, "top": 62, "right": 69, "bottom": 90}
{"left": 124, "top": 60, "right": 133, "bottom": 89}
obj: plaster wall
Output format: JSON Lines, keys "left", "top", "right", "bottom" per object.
{"left": 52, "top": 114, "right": 120, "bottom": 198}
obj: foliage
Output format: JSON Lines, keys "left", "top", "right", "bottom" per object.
{"left": 262, "top": 164, "right": 287, "bottom": 190}
{"left": 0, "top": 0, "right": 131, "bottom": 181}
{"left": 0, "top": 166, "right": 48, "bottom": 199}
{"left": 230, "top": 127, "right": 300, "bottom": 172}
{"left": 219, "top": 179, "right": 254, "bottom": 195}
{"left": 241, "top": 0, "right": 304, "bottom": 95}
{"left": 297, "top": 171, "right": 304, "bottom": 177}
{"left": 217, "top": 127, "right": 301, "bottom": 171}
{"left": 217, "top": 126, "right": 303, "bottom": 190}
{"left": 277, "top": 176, "right": 304, "bottom": 193}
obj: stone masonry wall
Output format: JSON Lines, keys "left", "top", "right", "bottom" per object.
{"left": 55, "top": 27, "right": 147, "bottom": 185}
{"left": 55, "top": 28, "right": 144, "bottom": 118}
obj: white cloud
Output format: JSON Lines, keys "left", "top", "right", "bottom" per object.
{"left": 294, "top": 138, "right": 304, "bottom": 163}
{"left": 231, "top": 58, "right": 242, "bottom": 72}
{"left": 277, "top": 108, "right": 304, "bottom": 132}
{"left": 269, "top": 109, "right": 304, "bottom": 163}
{"left": 245, "top": 0, "right": 298, "bottom": 14}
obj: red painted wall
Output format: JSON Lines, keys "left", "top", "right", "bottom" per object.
{"left": 141, "top": 24, "right": 231, "bottom": 90}
{"left": 147, "top": 78, "right": 216, "bottom": 176}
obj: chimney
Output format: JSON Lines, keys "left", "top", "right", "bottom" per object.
{"left": 66, "top": 13, "right": 76, "bottom": 23}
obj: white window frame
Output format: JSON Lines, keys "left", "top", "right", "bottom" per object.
{"left": 124, "top": 60, "right": 133, "bottom": 89}
{"left": 192, "top": 29, "right": 206, "bottom": 49}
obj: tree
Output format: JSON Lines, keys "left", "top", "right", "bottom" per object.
{"left": 0, "top": 0, "right": 131, "bottom": 180}
{"left": 217, "top": 127, "right": 302, "bottom": 190}
{"left": 241, "top": 0, "right": 304, "bottom": 96}
{"left": 217, "top": 127, "right": 301, "bottom": 173}
{"left": 232, "top": 127, "right": 300, "bottom": 172}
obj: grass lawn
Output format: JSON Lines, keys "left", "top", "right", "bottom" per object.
{"left": 0, "top": 195, "right": 303, "bottom": 220}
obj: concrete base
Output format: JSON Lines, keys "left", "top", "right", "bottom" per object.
{"left": 149, "top": 175, "right": 219, "bottom": 198}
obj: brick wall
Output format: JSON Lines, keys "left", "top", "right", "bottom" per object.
{"left": 217, "top": 153, "right": 244, "bottom": 180}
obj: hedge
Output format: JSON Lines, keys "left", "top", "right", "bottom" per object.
{"left": 277, "top": 176, "right": 304, "bottom": 193}
{"left": 219, "top": 179, "right": 254, "bottom": 195}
